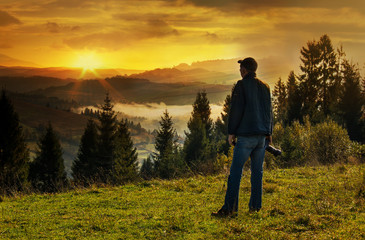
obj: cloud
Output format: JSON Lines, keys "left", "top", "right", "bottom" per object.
{"left": 0, "top": 10, "right": 21, "bottom": 26}
{"left": 44, "top": 0, "right": 100, "bottom": 9}
{"left": 184, "top": 0, "right": 365, "bottom": 11}
{"left": 275, "top": 22, "right": 365, "bottom": 34}
{"left": 0, "top": 42, "right": 12, "bottom": 48}
{"left": 45, "top": 21, "right": 81, "bottom": 33}
{"left": 63, "top": 19, "right": 179, "bottom": 50}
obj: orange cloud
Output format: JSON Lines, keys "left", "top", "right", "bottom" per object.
{"left": 0, "top": 10, "right": 21, "bottom": 26}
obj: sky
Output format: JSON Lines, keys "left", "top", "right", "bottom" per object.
{"left": 0, "top": 0, "right": 364, "bottom": 71}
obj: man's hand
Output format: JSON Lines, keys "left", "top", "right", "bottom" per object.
{"left": 266, "top": 135, "right": 272, "bottom": 145}
{"left": 228, "top": 134, "right": 236, "bottom": 146}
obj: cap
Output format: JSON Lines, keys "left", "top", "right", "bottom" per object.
{"left": 238, "top": 57, "right": 257, "bottom": 72}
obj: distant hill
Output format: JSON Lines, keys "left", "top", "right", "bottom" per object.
{"left": 0, "top": 75, "right": 74, "bottom": 92}
{"left": 0, "top": 54, "right": 40, "bottom": 68}
{"left": 28, "top": 76, "right": 232, "bottom": 105}
{"left": 0, "top": 65, "right": 144, "bottom": 80}
{"left": 175, "top": 57, "right": 293, "bottom": 86}
{"left": 129, "top": 67, "right": 237, "bottom": 84}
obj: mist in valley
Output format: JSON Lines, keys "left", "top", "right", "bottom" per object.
{"left": 76, "top": 102, "right": 225, "bottom": 136}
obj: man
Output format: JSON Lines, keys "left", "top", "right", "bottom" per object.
{"left": 212, "top": 57, "right": 273, "bottom": 217}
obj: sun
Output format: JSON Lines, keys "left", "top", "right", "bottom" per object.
{"left": 73, "top": 52, "right": 103, "bottom": 78}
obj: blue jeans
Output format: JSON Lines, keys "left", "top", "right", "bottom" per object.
{"left": 222, "top": 135, "right": 266, "bottom": 212}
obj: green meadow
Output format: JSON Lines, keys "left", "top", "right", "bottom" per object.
{"left": 1, "top": 164, "right": 364, "bottom": 240}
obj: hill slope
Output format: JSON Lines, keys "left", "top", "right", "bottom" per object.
{"left": 11, "top": 97, "right": 155, "bottom": 174}
{"left": 29, "top": 76, "right": 232, "bottom": 105}
{"left": 1, "top": 164, "right": 364, "bottom": 239}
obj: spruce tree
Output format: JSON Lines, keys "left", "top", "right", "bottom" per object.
{"left": 191, "top": 91, "right": 213, "bottom": 139}
{"left": 272, "top": 78, "right": 287, "bottom": 123}
{"left": 183, "top": 91, "right": 214, "bottom": 173}
{"left": 299, "top": 39, "right": 321, "bottom": 122}
{"left": 317, "top": 34, "right": 338, "bottom": 117}
{"left": 184, "top": 116, "right": 210, "bottom": 172}
{"left": 72, "top": 119, "right": 99, "bottom": 184}
{"left": 112, "top": 119, "right": 139, "bottom": 184}
{"left": 97, "top": 92, "right": 117, "bottom": 181}
{"left": 214, "top": 94, "right": 231, "bottom": 155}
{"left": 338, "top": 60, "right": 364, "bottom": 142}
{"left": 154, "top": 110, "right": 179, "bottom": 179}
{"left": 140, "top": 155, "right": 154, "bottom": 180}
{"left": 0, "top": 90, "right": 29, "bottom": 193}
{"left": 286, "top": 71, "right": 303, "bottom": 125}
{"left": 29, "top": 123, "right": 67, "bottom": 192}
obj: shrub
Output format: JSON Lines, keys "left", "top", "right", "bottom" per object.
{"left": 350, "top": 142, "right": 365, "bottom": 163}
{"left": 307, "top": 120, "right": 351, "bottom": 165}
{"left": 275, "top": 121, "right": 310, "bottom": 167}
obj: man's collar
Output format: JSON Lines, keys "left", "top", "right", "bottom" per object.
{"left": 243, "top": 72, "right": 256, "bottom": 79}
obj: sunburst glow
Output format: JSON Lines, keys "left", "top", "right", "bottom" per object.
{"left": 73, "top": 52, "right": 103, "bottom": 78}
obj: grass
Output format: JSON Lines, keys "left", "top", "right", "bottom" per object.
{"left": 1, "top": 164, "right": 365, "bottom": 239}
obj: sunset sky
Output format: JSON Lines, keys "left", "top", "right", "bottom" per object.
{"left": 0, "top": 0, "right": 364, "bottom": 72}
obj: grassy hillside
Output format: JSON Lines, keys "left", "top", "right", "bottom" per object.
{"left": 1, "top": 164, "right": 364, "bottom": 239}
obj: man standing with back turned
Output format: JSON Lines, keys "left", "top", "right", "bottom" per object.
{"left": 212, "top": 57, "right": 273, "bottom": 217}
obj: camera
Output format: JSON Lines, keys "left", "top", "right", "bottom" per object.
{"left": 266, "top": 144, "right": 282, "bottom": 157}
{"left": 232, "top": 138, "right": 282, "bottom": 157}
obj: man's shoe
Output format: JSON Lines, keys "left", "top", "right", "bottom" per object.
{"left": 249, "top": 207, "right": 260, "bottom": 213}
{"left": 211, "top": 208, "right": 237, "bottom": 218}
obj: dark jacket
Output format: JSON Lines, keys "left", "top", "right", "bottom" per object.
{"left": 228, "top": 72, "right": 273, "bottom": 136}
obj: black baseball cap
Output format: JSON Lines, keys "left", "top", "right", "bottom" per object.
{"left": 238, "top": 57, "right": 257, "bottom": 72}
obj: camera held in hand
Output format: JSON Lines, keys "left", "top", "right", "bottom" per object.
{"left": 232, "top": 138, "right": 282, "bottom": 157}
{"left": 265, "top": 144, "right": 282, "bottom": 157}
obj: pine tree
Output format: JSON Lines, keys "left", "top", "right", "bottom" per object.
{"left": 184, "top": 116, "right": 211, "bottom": 172}
{"left": 112, "top": 119, "right": 139, "bottom": 184}
{"left": 286, "top": 71, "right": 303, "bottom": 125}
{"left": 214, "top": 94, "right": 231, "bottom": 155}
{"left": 0, "top": 90, "right": 29, "bottom": 193}
{"left": 338, "top": 60, "right": 364, "bottom": 142}
{"left": 154, "top": 110, "right": 179, "bottom": 179}
{"left": 191, "top": 91, "right": 213, "bottom": 139}
{"left": 272, "top": 78, "right": 287, "bottom": 123}
{"left": 318, "top": 34, "right": 338, "bottom": 117}
{"left": 140, "top": 155, "right": 154, "bottom": 180}
{"left": 97, "top": 92, "right": 117, "bottom": 181}
{"left": 299, "top": 39, "right": 322, "bottom": 122}
{"left": 72, "top": 119, "right": 99, "bottom": 184}
{"left": 184, "top": 91, "right": 214, "bottom": 173}
{"left": 29, "top": 123, "right": 67, "bottom": 192}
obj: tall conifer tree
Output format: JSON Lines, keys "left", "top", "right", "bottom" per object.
{"left": 286, "top": 71, "right": 302, "bottom": 125}
{"left": 214, "top": 94, "right": 231, "bottom": 155}
{"left": 184, "top": 92, "right": 213, "bottom": 173}
{"left": 97, "top": 92, "right": 117, "bottom": 181}
{"left": 29, "top": 123, "right": 67, "bottom": 192}
{"left": 338, "top": 60, "right": 364, "bottom": 142}
{"left": 72, "top": 119, "right": 99, "bottom": 184}
{"left": 113, "top": 119, "right": 139, "bottom": 183}
{"left": 0, "top": 90, "right": 29, "bottom": 193}
{"left": 299, "top": 39, "right": 321, "bottom": 122}
{"left": 191, "top": 91, "right": 213, "bottom": 139}
{"left": 272, "top": 78, "right": 287, "bottom": 123}
{"left": 154, "top": 110, "right": 180, "bottom": 179}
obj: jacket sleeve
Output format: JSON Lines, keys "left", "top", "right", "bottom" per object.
{"left": 228, "top": 81, "right": 245, "bottom": 135}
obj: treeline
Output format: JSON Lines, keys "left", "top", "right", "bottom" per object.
{"left": 272, "top": 34, "right": 365, "bottom": 143}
